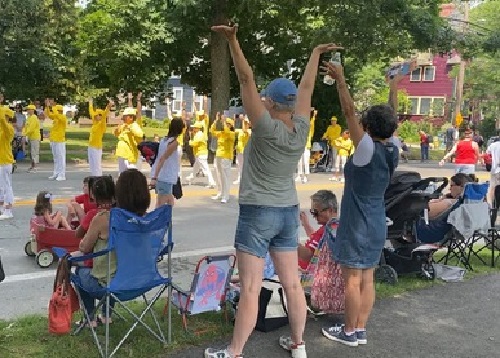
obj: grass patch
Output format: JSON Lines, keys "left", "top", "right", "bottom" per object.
{"left": 376, "top": 247, "right": 500, "bottom": 298}
{"left": 0, "top": 303, "right": 232, "bottom": 358}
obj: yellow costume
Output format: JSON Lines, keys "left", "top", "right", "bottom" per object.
{"left": 88, "top": 102, "right": 109, "bottom": 149}
{"left": 23, "top": 114, "right": 41, "bottom": 141}
{"left": 210, "top": 120, "right": 236, "bottom": 160}
{"left": 114, "top": 122, "right": 144, "bottom": 163}
{"left": 0, "top": 107, "right": 15, "bottom": 165}
{"left": 45, "top": 105, "right": 67, "bottom": 142}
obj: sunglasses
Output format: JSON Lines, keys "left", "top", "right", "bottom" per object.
{"left": 310, "top": 208, "right": 328, "bottom": 217}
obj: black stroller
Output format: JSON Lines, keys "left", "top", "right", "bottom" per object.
{"left": 375, "top": 171, "right": 448, "bottom": 284}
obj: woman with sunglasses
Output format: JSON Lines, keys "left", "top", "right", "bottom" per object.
{"left": 320, "top": 61, "right": 400, "bottom": 347}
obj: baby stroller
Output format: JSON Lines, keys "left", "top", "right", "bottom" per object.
{"left": 310, "top": 140, "right": 330, "bottom": 173}
{"left": 12, "top": 136, "right": 25, "bottom": 173}
{"left": 375, "top": 171, "right": 448, "bottom": 284}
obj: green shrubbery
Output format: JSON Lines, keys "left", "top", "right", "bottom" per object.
{"left": 142, "top": 117, "right": 170, "bottom": 129}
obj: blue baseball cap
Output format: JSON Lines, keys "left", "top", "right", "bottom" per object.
{"left": 261, "top": 78, "right": 297, "bottom": 107}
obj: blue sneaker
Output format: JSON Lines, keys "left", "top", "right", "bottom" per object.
{"left": 322, "top": 327, "right": 358, "bottom": 347}
{"left": 356, "top": 330, "right": 367, "bottom": 345}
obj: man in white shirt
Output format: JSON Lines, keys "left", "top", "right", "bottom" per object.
{"left": 486, "top": 138, "right": 500, "bottom": 205}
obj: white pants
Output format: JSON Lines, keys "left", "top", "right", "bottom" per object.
{"left": 118, "top": 158, "right": 136, "bottom": 174}
{"left": 30, "top": 140, "right": 40, "bottom": 164}
{"left": 0, "top": 164, "right": 14, "bottom": 205}
{"left": 192, "top": 154, "right": 215, "bottom": 186}
{"left": 50, "top": 142, "right": 66, "bottom": 177}
{"left": 136, "top": 153, "right": 143, "bottom": 171}
{"left": 88, "top": 147, "right": 103, "bottom": 176}
{"left": 297, "top": 149, "right": 311, "bottom": 176}
{"left": 328, "top": 146, "right": 337, "bottom": 169}
{"left": 214, "top": 157, "right": 231, "bottom": 200}
{"left": 235, "top": 153, "right": 244, "bottom": 181}
{"left": 177, "top": 146, "right": 183, "bottom": 176}
{"left": 336, "top": 155, "right": 348, "bottom": 173}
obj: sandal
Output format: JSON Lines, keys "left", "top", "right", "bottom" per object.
{"left": 96, "top": 316, "right": 113, "bottom": 325}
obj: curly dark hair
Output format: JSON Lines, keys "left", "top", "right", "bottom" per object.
{"left": 361, "top": 105, "right": 398, "bottom": 139}
{"left": 91, "top": 176, "right": 115, "bottom": 206}
{"left": 115, "top": 169, "right": 151, "bottom": 216}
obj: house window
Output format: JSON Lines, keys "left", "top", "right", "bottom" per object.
{"left": 171, "top": 87, "right": 183, "bottom": 113}
{"left": 423, "top": 66, "right": 435, "bottom": 81}
{"left": 409, "top": 97, "right": 419, "bottom": 115}
{"left": 193, "top": 94, "right": 204, "bottom": 112}
{"left": 419, "top": 98, "right": 432, "bottom": 115}
{"left": 431, "top": 98, "right": 445, "bottom": 116}
{"left": 410, "top": 68, "right": 422, "bottom": 82}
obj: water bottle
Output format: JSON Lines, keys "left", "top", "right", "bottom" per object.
{"left": 323, "top": 52, "right": 342, "bottom": 86}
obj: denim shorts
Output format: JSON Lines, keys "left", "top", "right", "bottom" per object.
{"left": 155, "top": 180, "right": 173, "bottom": 195}
{"left": 234, "top": 204, "right": 299, "bottom": 258}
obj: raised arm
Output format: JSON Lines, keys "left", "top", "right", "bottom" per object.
{"left": 296, "top": 44, "right": 341, "bottom": 118}
{"left": 211, "top": 24, "right": 264, "bottom": 126}
{"left": 88, "top": 98, "right": 95, "bottom": 119}
{"left": 136, "top": 92, "right": 142, "bottom": 124}
{"left": 322, "top": 62, "right": 364, "bottom": 146}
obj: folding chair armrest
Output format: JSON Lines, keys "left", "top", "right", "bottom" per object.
{"left": 68, "top": 249, "right": 111, "bottom": 263}
{"left": 171, "top": 283, "right": 189, "bottom": 298}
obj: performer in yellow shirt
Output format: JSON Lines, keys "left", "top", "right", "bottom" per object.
{"left": 44, "top": 98, "right": 67, "bottom": 181}
{"left": 23, "top": 105, "right": 41, "bottom": 173}
{"left": 330, "top": 130, "right": 354, "bottom": 182}
{"left": 210, "top": 114, "right": 236, "bottom": 204}
{"left": 114, "top": 105, "right": 144, "bottom": 174}
{"left": 127, "top": 92, "right": 144, "bottom": 171}
{"left": 233, "top": 115, "right": 251, "bottom": 185}
{"left": 322, "top": 115, "right": 342, "bottom": 172}
{"left": 296, "top": 109, "right": 316, "bottom": 183}
{"left": 88, "top": 98, "right": 113, "bottom": 176}
{"left": 0, "top": 97, "right": 16, "bottom": 220}
{"left": 186, "top": 121, "right": 216, "bottom": 187}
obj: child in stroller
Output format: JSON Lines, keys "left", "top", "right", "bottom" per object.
{"left": 376, "top": 171, "right": 448, "bottom": 283}
{"left": 310, "top": 140, "right": 330, "bottom": 173}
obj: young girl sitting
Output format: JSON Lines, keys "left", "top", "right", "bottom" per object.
{"left": 34, "top": 191, "right": 72, "bottom": 230}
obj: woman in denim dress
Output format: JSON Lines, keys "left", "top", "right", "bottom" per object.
{"left": 320, "top": 61, "right": 402, "bottom": 347}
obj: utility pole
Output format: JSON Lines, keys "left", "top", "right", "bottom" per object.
{"left": 454, "top": 0, "right": 469, "bottom": 127}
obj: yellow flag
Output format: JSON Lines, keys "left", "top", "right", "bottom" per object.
{"left": 455, "top": 113, "right": 463, "bottom": 127}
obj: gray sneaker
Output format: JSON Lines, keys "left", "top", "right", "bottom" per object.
{"left": 204, "top": 348, "right": 242, "bottom": 358}
{"left": 322, "top": 327, "right": 358, "bottom": 347}
{"left": 356, "top": 330, "right": 367, "bottom": 345}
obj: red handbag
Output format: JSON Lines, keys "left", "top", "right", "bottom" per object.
{"left": 48, "top": 255, "right": 79, "bottom": 335}
{"left": 310, "top": 241, "right": 345, "bottom": 314}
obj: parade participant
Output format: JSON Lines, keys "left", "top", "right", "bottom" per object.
{"left": 88, "top": 98, "right": 113, "bottom": 176}
{"left": 233, "top": 116, "right": 251, "bottom": 185}
{"left": 0, "top": 102, "right": 15, "bottom": 220}
{"left": 322, "top": 115, "right": 342, "bottom": 171}
{"left": 114, "top": 106, "right": 144, "bottom": 174}
{"left": 329, "top": 130, "right": 354, "bottom": 182}
{"left": 205, "top": 22, "right": 337, "bottom": 358}
{"left": 210, "top": 114, "right": 236, "bottom": 204}
{"left": 24, "top": 104, "right": 41, "bottom": 173}
{"left": 127, "top": 92, "right": 143, "bottom": 170}
{"left": 296, "top": 109, "right": 316, "bottom": 183}
{"left": 14, "top": 104, "right": 26, "bottom": 153}
{"left": 319, "top": 58, "right": 400, "bottom": 347}
{"left": 44, "top": 99, "right": 67, "bottom": 181}
{"left": 186, "top": 121, "right": 216, "bottom": 187}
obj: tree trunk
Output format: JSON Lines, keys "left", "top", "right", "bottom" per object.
{"left": 209, "top": 0, "right": 230, "bottom": 163}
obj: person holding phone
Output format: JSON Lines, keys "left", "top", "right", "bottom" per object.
{"left": 319, "top": 59, "right": 400, "bottom": 347}
{"left": 206, "top": 22, "right": 339, "bottom": 358}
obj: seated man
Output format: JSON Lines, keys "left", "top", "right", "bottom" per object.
{"left": 415, "top": 173, "right": 474, "bottom": 244}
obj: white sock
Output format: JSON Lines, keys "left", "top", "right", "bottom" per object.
{"left": 344, "top": 330, "right": 355, "bottom": 336}
{"left": 355, "top": 328, "right": 366, "bottom": 332}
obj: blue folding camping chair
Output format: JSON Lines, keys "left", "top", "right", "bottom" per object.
{"left": 54, "top": 205, "right": 174, "bottom": 358}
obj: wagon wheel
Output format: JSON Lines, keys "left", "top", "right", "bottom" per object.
{"left": 24, "top": 241, "right": 35, "bottom": 257}
{"left": 36, "top": 250, "right": 54, "bottom": 268}
{"left": 375, "top": 264, "right": 398, "bottom": 285}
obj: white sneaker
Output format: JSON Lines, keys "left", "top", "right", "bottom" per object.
{"left": 48, "top": 175, "right": 57, "bottom": 180}
{"left": 339, "top": 177, "right": 345, "bottom": 183}
{"left": 206, "top": 184, "right": 215, "bottom": 189}
{"left": 302, "top": 176, "right": 308, "bottom": 184}
{"left": 221, "top": 199, "right": 228, "bottom": 204}
{"left": 211, "top": 194, "right": 222, "bottom": 200}
{"left": 27, "top": 168, "right": 37, "bottom": 173}
{"left": 232, "top": 180, "right": 240, "bottom": 185}
{"left": 204, "top": 347, "right": 241, "bottom": 358}
{"left": 185, "top": 175, "right": 194, "bottom": 184}
{"left": 0, "top": 210, "right": 14, "bottom": 220}
{"left": 295, "top": 176, "right": 301, "bottom": 182}
{"left": 328, "top": 177, "right": 337, "bottom": 181}
{"left": 279, "top": 336, "right": 307, "bottom": 358}
{"left": 55, "top": 176, "right": 66, "bottom": 181}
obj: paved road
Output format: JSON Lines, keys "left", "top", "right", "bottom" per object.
{"left": 0, "top": 160, "right": 489, "bottom": 319}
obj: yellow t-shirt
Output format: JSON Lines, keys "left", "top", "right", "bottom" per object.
{"left": 335, "top": 137, "right": 354, "bottom": 156}
{"left": 23, "top": 114, "right": 41, "bottom": 141}
{"left": 114, "top": 122, "right": 144, "bottom": 163}
{"left": 88, "top": 104, "right": 109, "bottom": 149}
{"left": 0, "top": 112, "right": 15, "bottom": 165}
{"left": 189, "top": 131, "right": 208, "bottom": 157}
{"left": 45, "top": 107, "right": 67, "bottom": 142}
{"left": 235, "top": 129, "right": 251, "bottom": 154}
{"left": 211, "top": 122, "right": 236, "bottom": 160}
{"left": 323, "top": 124, "right": 341, "bottom": 148}
{"left": 306, "top": 116, "right": 315, "bottom": 150}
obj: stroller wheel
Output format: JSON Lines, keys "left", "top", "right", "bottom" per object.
{"left": 375, "top": 264, "right": 398, "bottom": 285}
{"left": 420, "top": 263, "right": 436, "bottom": 280}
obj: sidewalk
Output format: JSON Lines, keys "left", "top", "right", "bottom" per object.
{"left": 171, "top": 273, "right": 500, "bottom": 358}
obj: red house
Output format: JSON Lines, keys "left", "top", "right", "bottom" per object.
{"left": 397, "top": 3, "right": 462, "bottom": 126}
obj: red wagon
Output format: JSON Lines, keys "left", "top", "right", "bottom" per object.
{"left": 24, "top": 218, "right": 80, "bottom": 268}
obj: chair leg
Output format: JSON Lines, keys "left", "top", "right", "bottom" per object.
{"left": 182, "top": 312, "right": 188, "bottom": 331}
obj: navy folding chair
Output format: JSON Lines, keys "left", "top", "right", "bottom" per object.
{"left": 54, "top": 205, "right": 174, "bottom": 358}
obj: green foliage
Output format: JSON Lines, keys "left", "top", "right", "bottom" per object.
{"left": 478, "top": 117, "right": 497, "bottom": 141}
{"left": 142, "top": 117, "right": 170, "bottom": 129}
{"left": 398, "top": 119, "right": 437, "bottom": 142}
